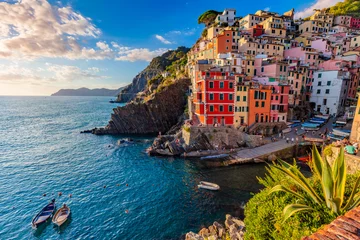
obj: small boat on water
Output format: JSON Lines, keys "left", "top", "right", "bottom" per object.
{"left": 32, "top": 199, "right": 56, "bottom": 229}
{"left": 198, "top": 181, "right": 220, "bottom": 191}
{"left": 52, "top": 204, "right": 71, "bottom": 227}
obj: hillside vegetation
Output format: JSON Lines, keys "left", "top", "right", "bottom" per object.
{"left": 328, "top": 0, "right": 360, "bottom": 17}
{"left": 198, "top": 10, "right": 221, "bottom": 26}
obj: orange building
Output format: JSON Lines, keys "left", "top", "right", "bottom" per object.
{"left": 248, "top": 85, "right": 272, "bottom": 126}
{"left": 214, "top": 30, "right": 234, "bottom": 55}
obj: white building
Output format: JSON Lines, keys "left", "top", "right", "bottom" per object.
{"left": 215, "top": 9, "right": 236, "bottom": 26}
{"left": 310, "top": 70, "right": 350, "bottom": 116}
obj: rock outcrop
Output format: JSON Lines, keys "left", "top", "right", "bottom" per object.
{"left": 115, "top": 47, "right": 189, "bottom": 103}
{"left": 185, "top": 215, "right": 245, "bottom": 240}
{"left": 93, "top": 78, "right": 191, "bottom": 135}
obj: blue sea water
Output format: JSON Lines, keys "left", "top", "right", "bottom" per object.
{"left": 0, "top": 96, "right": 267, "bottom": 239}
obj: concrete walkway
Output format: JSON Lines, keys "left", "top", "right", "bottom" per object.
{"left": 231, "top": 139, "right": 294, "bottom": 160}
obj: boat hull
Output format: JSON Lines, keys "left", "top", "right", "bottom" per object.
{"left": 52, "top": 206, "right": 71, "bottom": 227}
{"left": 198, "top": 181, "right": 220, "bottom": 191}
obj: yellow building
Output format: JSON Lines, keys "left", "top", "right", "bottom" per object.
{"left": 234, "top": 79, "right": 249, "bottom": 127}
{"left": 299, "top": 20, "right": 332, "bottom": 34}
{"left": 310, "top": 9, "right": 334, "bottom": 25}
{"left": 259, "top": 16, "right": 286, "bottom": 38}
{"left": 350, "top": 97, "right": 360, "bottom": 143}
{"left": 350, "top": 36, "right": 360, "bottom": 48}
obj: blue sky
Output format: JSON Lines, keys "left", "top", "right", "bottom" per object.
{"left": 0, "top": 0, "right": 342, "bottom": 95}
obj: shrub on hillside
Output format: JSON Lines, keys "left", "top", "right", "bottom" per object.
{"left": 244, "top": 147, "right": 360, "bottom": 239}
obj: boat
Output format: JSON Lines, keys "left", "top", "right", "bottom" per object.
{"left": 32, "top": 199, "right": 56, "bottom": 229}
{"left": 298, "top": 155, "right": 311, "bottom": 162}
{"left": 302, "top": 122, "right": 320, "bottom": 128}
{"left": 332, "top": 129, "right": 350, "bottom": 137}
{"left": 328, "top": 133, "right": 345, "bottom": 141}
{"left": 197, "top": 181, "right": 220, "bottom": 191}
{"left": 315, "top": 114, "right": 330, "bottom": 120}
{"left": 302, "top": 127, "right": 320, "bottom": 131}
{"left": 52, "top": 204, "right": 71, "bottom": 227}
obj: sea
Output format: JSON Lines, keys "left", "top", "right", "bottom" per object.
{"left": 0, "top": 96, "right": 267, "bottom": 239}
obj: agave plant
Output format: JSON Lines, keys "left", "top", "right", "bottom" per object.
{"left": 269, "top": 145, "right": 360, "bottom": 221}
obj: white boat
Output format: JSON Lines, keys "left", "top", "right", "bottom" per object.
{"left": 52, "top": 204, "right": 70, "bottom": 227}
{"left": 198, "top": 181, "right": 220, "bottom": 191}
{"left": 332, "top": 129, "right": 350, "bottom": 137}
{"left": 315, "top": 114, "right": 330, "bottom": 120}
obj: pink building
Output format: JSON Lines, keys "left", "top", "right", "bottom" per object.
{"left": 284, "top": 47, "right": 320, "bottom": 66}
{"left": 252, "top": 77, "right": 290, "bottom": 122}
{"left": 311, "top": 39, "right": 332, "bottom": 57}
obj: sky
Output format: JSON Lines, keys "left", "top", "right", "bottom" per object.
{"left": 0, "top": 0, "right": 344, "bottom": 96}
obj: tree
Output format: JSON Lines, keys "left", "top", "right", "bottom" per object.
{"left": 198, "top": 10, "right": 221, "bottom": 26}
{"left": 269, "top": 145, "right": 360, "bottom": 221}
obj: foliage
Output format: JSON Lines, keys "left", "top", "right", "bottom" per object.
{"left": 323, "top": 144, "right": 334, "bottom": 157}
{"left": 148, "top": 74, "right": 163, "bottom": 86}
{"left": 201, "top": 29, "right": 208, "bottom": 38}
{"left": 269, "top": 146, "right": 360, "bottom": 220}
{"left": 245, "top": 147, "right": 360, "bottom": 239}
{"left": 198, "top": 10, "right": 221, "bottom": 25}
{"left": 328, "top": 0, "right": 360, "bottom": 17}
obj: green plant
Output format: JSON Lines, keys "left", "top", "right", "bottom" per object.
{"left": 323, "top": 144, "right": 333, "bottom": 157}
{"left": 198, "top": 10, "right": 221, "bottom": 25}
{"left": 269, "top": 146, "right": 360, "bottom": 221}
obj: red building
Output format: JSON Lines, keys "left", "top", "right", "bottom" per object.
{"left": 194, "top": 70, "right": 235, "bottom": 126}
{"left": 252, "top": 24, "right": 264, "bottom": 37}
{"left": 351, "top": 17, "right": 360, "bottom": 29}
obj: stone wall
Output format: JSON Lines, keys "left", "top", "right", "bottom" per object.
{"left": 327, "top": 146, "right": 360, "bottom": 174}
{"left": 183, "top": 126, "right": 264, "bottom": 149}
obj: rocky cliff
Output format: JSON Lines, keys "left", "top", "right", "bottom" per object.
{"left": 93, "top": 78, "right": 191, "bottom": 135}
{"left": 116, "top": 47, "right": 189, "bottom": 103}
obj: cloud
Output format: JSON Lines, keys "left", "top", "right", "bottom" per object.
{"left": 155, "top": 35, "right": 172, "bottom": 44}
{"left": 295, "top": 0, "right": 343, "bottom": 19}
{"left": 115, "top": 48, "right": 168, "bottom": 62}
{"left": 264, "top": 7, "right": 271, "bottom": 11}
{"left": 0, "top": 63, "right": 109, "bottom": 84}
{"left": 168, "top": 28, "right": 196, "bottom": 36}
{"left": 0, "top": 0, "right": 167, "bottom": 62}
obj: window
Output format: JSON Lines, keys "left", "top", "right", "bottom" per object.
{"left": 220, "top": 82, "right": 224, "bottom": 88}
{"left": 220, "top": 94, "right": 224, "bottom": 100}
{"left": 210, "top": 105, "right": 214, "bottom": 112}
{"left": 209, "top": 93, "right": 214, "bottom": 100}
{"left": 243, "top": 96, "right": 246, "bottom": 101}
{"left": 261, "top": 102, "right": 265, "bottom": 107}
{"left": 229, "top": 94, "right": 233, "bottom": 100}
{"left": 219, "top": 105, "right": 224, "bottom": 112}
{"left": 229, "top": 105, "right": 233, "bottom": 112}
{"left": 317, "top": 89, "right": 321, "bottom": 94}
{"left": 229, "top": 82, "right": 233, "bottom": 89}
{"left": 325, "top": 89, "right": 330, "bottom": 94}
{"left": 280, "top": 65, "right": 283, "bottom": 72}
{"left": 209, "top": 82, "right": 214, "bottom": 88}
{"left": 237, "top": 96, "right": 240, "bottom": 101}
{"left": 327, "top": 81, "right": 331, "bottom": 86}
{"left": 243, "top": 87, "right": 247, "bottom": 91}
{"left": 318, "top": 81, "right": 321, "bottom": 86}
{"left": 255, "top": 101, "right": 259, "bottom": 107}
{"left": 318, "top": 73, "right": 322, "bottom": 78}
{"left": 323, "top": 99, "right": 327, "bottom": 105}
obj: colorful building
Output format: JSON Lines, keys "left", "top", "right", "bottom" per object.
{"left": 248, "top": 84, "right": 272, "bottom": 126}
{"left": 194, "top": 70, "right": 235, "bottom": 126}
